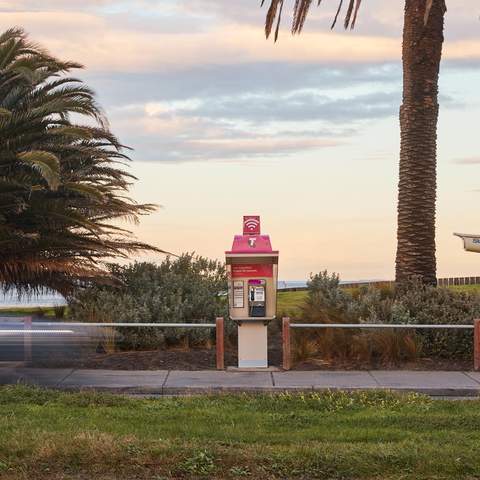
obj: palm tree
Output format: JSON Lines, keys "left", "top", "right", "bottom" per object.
{"left": 263, "top": 0, "right": 447, "bottom": 286}
{"left": 0, "top": 28, "right": 163, "bottom": 294}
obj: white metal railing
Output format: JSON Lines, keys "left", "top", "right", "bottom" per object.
{"left": 0, "top": 329, "right": 75, "bottom": 335}
{"left": 26, "top": 322, "right": 216, "bottom": 328}
{"left": 0, "top": 317, "right": 225, "bottom": 369}
{"left": 290, "top": 323, "right": 474, "bottom": 329}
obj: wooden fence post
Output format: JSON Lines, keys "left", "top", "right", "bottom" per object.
{"left": 474, "top": 319, "right": 480, "bottom": 371}
{"left": 24, "top": 316, "right": 32, "bottom": 364}
{"left": 282, "top": 317, "right": 291, "bottom": 371}
{"left": 216, "top": 317, "right": 224, "bottom": 370}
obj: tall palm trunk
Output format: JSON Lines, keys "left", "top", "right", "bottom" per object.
{"left": 395, "top": 0, "right": 446, "bottom": 286}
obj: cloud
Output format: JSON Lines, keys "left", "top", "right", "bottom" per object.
{"left": 105, "top": 85, "right": 407, "bottom": 163}
{"left": 163, "top": 91, "right": 401, "bottom": 124}
{"left": 124, "top": 130, "right": 342, "bottom": 164}
{"left": 1, "top": 0, "right": 476, "bottom": 166}
{"left": 1, "top": 4, "right": 479, "bottom": 75}
{"left": 80, "top": 61, "right": 403, "bottom": 164}
{"left": 177, "top": 0, "right": 480, "bottom": 44}
{"left": 172, "top": 0, "right": 403, "bottom": 40}
{"left": 84, "top": 63, "right": 401, "bottom": 108}
{"left": 0, "top": 0, "right": 114, "bottom": 10}
{"left": 0, "top": 12, "right": 401, "bottom": 72}
{"left": 92, "top": 69, "right": 461, "bottom": 164}
{"left": 108, "top": 104, "right": 344, "bottom": 163}
{"left": 106, "top": 83, "right": 463, "bottom": 163}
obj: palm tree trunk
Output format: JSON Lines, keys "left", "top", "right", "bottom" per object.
{"left": 395, "top": 0, "right": 446, "bottom": 286}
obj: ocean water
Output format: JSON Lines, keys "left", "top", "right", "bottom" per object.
{"left": 277, "top": 280, "right": 377, "bottom": 289}
{"left": 277, "top": 280, "right": 308, "bottom": 289}
{"left": 0, "top": 291, "right": 66, "bottom": 308}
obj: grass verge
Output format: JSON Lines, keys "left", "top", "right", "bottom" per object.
{"left": 0, "top": 307, "right": 56, "bottom": 317}
{"left": 277, "top": 290, "right": 307, "bottom": 317}
{"left": 0, "top": 386, "right": 480, "bottom": 479}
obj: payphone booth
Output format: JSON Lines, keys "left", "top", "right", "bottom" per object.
{"left": 226, "top": 216, "right": 279, "bottom": 368}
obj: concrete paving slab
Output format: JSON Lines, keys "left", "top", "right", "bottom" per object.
{"left": 464, "top": 372, "right": 480, "bottom": 383}
{"left": 3, "top": 368, "right": 480, "bottom": 396}
{"left": 0, "top": 367, "right": 72, "bottom": 387}
{"left": 61, "top": 369, "right": 168, "bottom": 392}
{"left": 164, "top": 370, "right": 273, "bottom": 393}
{"left": 371, "top": 371, "right": 480, "bottom": 395}
{"left": 16, "top": 368, "right": 74, "bottom": 387}
{"left": 273, "top": 371, "right": 378, "bottom": 389}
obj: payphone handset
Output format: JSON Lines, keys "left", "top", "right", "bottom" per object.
{"left": 248, "top": 279, "right": 266, "bottom": 317}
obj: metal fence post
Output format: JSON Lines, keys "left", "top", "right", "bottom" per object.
{"left": 24, "top": 316, "right": 32, "bottom": 364}
{"left": 282, "top": 317, "right": 291, "bottom": 371}
{"left": 216, "top": 317, "right": 224, "bottom": 370}
{"left": 474, "top": 319, "right": 480, "bottom": 371}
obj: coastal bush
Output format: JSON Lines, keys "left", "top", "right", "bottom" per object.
{"left": 68, "top": 254, "right": 229, "bottom": 350}
{"left": 395, "top": 284, "right": 480, "bottom": 358}
{"left": 295, "top": 272, "right": 418, "bottom": 366}
{"left": 294, "top": 271, "right": 480, "bottom": 365}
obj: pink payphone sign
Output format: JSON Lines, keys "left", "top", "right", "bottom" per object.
{"left": 243, "top": 215, "right": 261, "bottom": 235}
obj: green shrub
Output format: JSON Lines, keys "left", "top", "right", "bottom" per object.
{"left": 295, "top": 271, "right": 480, "bottom": 364}
{"left": 68, "top": 254, "right": 229, "bottom": 350}
{"left": 395, "top": 283, "right": 480, "bottom": 358}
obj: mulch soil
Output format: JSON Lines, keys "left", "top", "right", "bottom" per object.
{"left": 28, "top": 325, "right": 473, "bottom": 371}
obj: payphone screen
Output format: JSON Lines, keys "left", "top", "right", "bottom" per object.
{"left": 248, "top": 279, "right": 266, "bottom": 317}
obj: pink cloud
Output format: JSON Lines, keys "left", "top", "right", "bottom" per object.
{"left": 1, "top": 7, "right": 479, "bottom": 73}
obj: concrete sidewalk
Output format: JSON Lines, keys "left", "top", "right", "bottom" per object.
{"left": 1, "top": 366, "right": 480, "bottom": 396}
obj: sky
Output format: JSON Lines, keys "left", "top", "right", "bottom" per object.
{"left": 1, "top": 0, "right": 480, "bottom": 281}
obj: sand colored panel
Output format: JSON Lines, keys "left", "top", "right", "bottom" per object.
{"left": 238, "top": 322, "right": 268, "bottom": 368}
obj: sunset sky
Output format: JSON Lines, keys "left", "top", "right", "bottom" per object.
{"left": 1, "top": 1, "right": 479, "bottom": 281}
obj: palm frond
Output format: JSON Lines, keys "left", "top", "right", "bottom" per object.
{"left": 263, "top": 0, "right": 366, "bottom": 39}
{"left": 17, "top": 150, "right": 60, "bottom": 190}
{"left": 0, "top": 27, "right": 161, "bottom": 294}
{"left": 63, "top": 182, "right": 105, "bottom": 201}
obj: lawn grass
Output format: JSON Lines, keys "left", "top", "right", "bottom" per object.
{"left": 447, "top": 284, "right": 480, "bottom": 293}
{"left": 0, "top": 306, "right": 56, "bottom": 317}
{"left": 277, "top": 290, "right": 307, "bottom": 317}
{"left": 0, "top": 386, "right": 479, "bottom": 479}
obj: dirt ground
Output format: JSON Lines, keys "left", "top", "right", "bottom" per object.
{"left": 32, "top": 352, "right": 473, "bottom": 371}
{"left": 30, "top": 349, "right": 473, "bottom": 371}
{"left": 29, "top": 325, "right": 473, "bottom": 371}
{"left": 30, "top": 345, "right": 281, "bottom": 371}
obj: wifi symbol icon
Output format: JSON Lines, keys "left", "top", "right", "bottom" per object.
{"left": 243, "top": 216, "right": 261, "bottom": 235}
{"left": 245, "top": 219, "right": 259, "bottom": 230}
